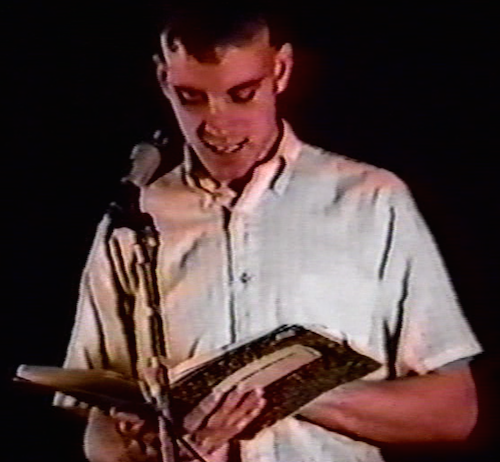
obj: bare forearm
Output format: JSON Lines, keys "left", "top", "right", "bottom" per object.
{"left": 298, "top": 366, "right": 478, "bottom": 445}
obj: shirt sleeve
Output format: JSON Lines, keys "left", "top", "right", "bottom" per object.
{"left": 381, "top": 185, "right": 482, "bottom": 376}
{"left": 53, "top": 217, "right": 139, "bottom": 408}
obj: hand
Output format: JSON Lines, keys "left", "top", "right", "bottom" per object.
{"left": 84, "top": 407, "right": 159, "bottom": 462}
{"left": 111, "top": 408, "right": 160, "bottom": 460}
{"left": 181, "top": 386, "right": 266, "bottom": 458}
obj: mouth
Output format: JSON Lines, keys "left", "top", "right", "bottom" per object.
{"left": 200, "top": 137, "right": 250, "bottom": 155}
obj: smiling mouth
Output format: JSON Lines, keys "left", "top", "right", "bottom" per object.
{"left": 200, "top": 137, "right": 250, "bottom": 155}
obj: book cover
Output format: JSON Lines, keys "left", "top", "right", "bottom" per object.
{"left": 14, "top": 324, "right": 380, "bottom": 436}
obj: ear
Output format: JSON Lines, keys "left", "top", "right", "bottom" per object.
{"left": 273, "top": 43, "right": 294, "bottom": 94}
{"left": 153, "top": 54, "right": 171, "bottom": 100}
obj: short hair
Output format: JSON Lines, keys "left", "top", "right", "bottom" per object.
{"left": 160, "top": 1, "right": 290, "bottom": 62}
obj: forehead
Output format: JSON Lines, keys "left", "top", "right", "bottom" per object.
{"left": 162, "top": 32, "right": 277, "bottom": 91}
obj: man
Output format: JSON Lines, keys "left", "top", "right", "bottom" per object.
{"left": 57, "top": 2, "right": 482, "bottom": 461}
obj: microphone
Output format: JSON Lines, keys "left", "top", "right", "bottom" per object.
{"left": 107, "top": 139, "right": 163, "bottom": 231}
{"left": 122, "top": 141, "right": 162, "bottom": 188}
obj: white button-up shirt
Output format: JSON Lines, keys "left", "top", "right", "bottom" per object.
{"left": 58, "top": 122, "right": 481, "bottom": 461}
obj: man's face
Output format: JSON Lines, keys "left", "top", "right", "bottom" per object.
{"left": 157, "top": 30, "right": 293, "bottom": 181}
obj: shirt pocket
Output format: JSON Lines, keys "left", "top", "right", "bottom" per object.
{"left": 281, "top": 264, "right": 377, "bottom": 343}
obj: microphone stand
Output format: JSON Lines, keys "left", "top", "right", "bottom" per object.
{"left": 108, "top": 175, "right": 208, "bottom": 462}
{"left": 131, "top": 209, "right": 179, "bottom": 462}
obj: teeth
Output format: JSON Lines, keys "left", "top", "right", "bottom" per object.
{"left": 202, "top": 138, "right": 248, "bottom": 154}
{"left": 219, "top": 145, "right": 242, "bottom": 153}
{"left": 212, "top": 144, "right": 241, "bottom": 154}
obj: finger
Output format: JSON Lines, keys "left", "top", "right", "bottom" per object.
{"left": 202, "top": 405, "right": 258, "bottom": 445}
{"left": 216, "top": 385, "right": 249, "bottom": 409}
{"left": 184, "top": 390, "right": 224, "bottom": 432}
{"left": 230, "top": 385, "right": 265, "bottom": 411}
{"left": 141, "top": 430, "right": 160, "bottom": 448}
{"left": 124, "top": 439, "right": 157, "bottom": 462}
{"left": 207, "top": 387, "right": 265, "bottom": 428}
{"left": 183, "top": 385, "right": 249, "bottom": 433}
{"left": 114, "top": 414, "right": 148, "bottom": 439}
{"left": 192, "top": 388, "right": 266, "bottom": 452}
{"left": 182, "top": 436, "right": 230, "bottom": 461}
{"left": 145, "top": 444, "right": 159, "bottom": 460}
{"left": 184, "top": 386, "right": 266, "bottom": 451}
{"left": 113, "top": 410, "right": 144, "bottom": 424}
{"left": 204, "top": 384, "right": 260, "bottom": 417}
{"left": 117, "top": 420, "right": 145, "bottom": 438}
{"left": 183, "top": 431, "right": 220, "bottom": 458}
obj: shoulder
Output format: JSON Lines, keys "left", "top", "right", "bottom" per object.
{"left": 139, "top": 164, "right": 204, "bottom": 221}
{"left": 146, "top": 163, "right": 185, "bottom": 190}
{"left": 140, "top": 164, "right": 190, "bottom": 204}
{"left": 294, "top": 143, "right": 410, "bottom": 201}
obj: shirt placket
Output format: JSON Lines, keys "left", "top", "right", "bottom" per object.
{"left": 224, "top": 209, "right": 254, "bottom": 343}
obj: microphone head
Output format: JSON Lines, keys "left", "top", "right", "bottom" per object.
{"left": 124, "top": 142, "right": 162, "bottom": 187}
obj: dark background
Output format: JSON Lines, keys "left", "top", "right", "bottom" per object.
{"left": 4, "top": 1, "right": 498, "bottom": 461}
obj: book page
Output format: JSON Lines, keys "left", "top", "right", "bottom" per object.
{"left": 211, "top": 344, "right": 321, "bottom": 393}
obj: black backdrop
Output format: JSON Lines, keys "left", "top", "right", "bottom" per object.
{"left": 4, "top": 2, "right": 498, "bottom": 461}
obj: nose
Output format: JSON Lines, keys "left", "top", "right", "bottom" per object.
{"left": 203, "top": 122, "right": 229, "bottom": 138}
{"left": 201, "top": 103, "right": 232, "bottom": 138}
{"left": 207, "top": 95, "right": 227, "bottom": 117}
{"left": 203, "top": 95, "right": 240, "bottom": 133}
{"left": 198, "top": 121, "right": 233, "bottom": 143}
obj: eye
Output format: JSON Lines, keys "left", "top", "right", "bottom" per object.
{"left": 230, "top": 87, "right": 257, "bottom": 104}
{"left": 176, "top": 89, "right": 207, "bottom": 105}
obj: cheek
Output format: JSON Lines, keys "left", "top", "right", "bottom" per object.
{"left": 245, "top": 104, "right": 278, "bottom": 137}
{"left": 170, "top": 104, "right": 203, "bottom": 136}
{"left": 238, "top": 93, "right": 278, "bottom": 131}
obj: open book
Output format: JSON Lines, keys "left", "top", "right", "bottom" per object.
{"left": 14, "top": 324, "right": 380, "bottom": 436}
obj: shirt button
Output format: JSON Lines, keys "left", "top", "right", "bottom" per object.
{"left": 240, "top": 272, "right": 252, "bottom": 284}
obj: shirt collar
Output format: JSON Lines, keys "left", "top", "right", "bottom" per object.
{"left": 180, "top": 120, "right": 302, "bottom": 196}
{"left": 269, "top": 120, "right": 302, "bottom": 195}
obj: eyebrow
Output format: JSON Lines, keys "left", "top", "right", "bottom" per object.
{"left": 228, "top": 77, "right": 265, "bottom": 94}
{"left": 173, "top": 77, "right": 266, "bottom": 95}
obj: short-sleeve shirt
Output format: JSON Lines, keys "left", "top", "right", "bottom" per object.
{"left": 57, "top": 122, "right": 482, "bottom": 461}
